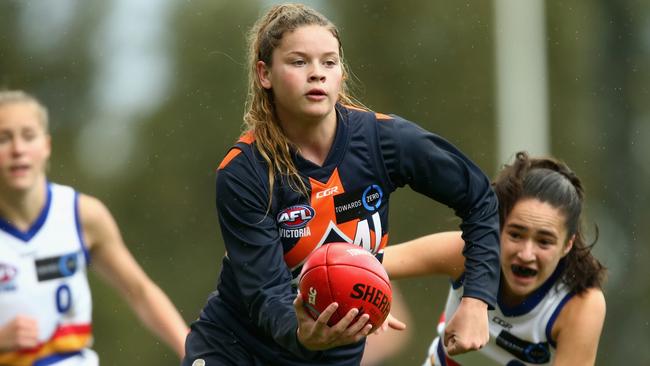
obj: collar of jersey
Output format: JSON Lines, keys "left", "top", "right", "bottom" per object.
{"left": 498, "top": 260, "right": 566, "bottom": 317}
{"left": 0, "top": 182, "right": 53, "bottom": 242}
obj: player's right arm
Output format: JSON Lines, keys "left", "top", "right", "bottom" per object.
{"left": 0, "top": 315, "right": 39, "bottom": 352}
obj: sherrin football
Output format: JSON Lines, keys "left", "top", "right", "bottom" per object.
{"left": 298, "top": 242, "right": 392, "bottom": 329}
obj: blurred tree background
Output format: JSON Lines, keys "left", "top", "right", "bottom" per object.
{"left": 1, "top": 0, "right": 648, "bottom": 364}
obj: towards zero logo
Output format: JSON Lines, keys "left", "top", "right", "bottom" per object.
{"left": 362, "top": 185, "right": 383, "bottom": 211}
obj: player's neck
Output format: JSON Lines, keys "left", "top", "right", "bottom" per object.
{"left": 283, "top": 113, "right": 337, "bottom": 167}
{"left": 0, "top": 178, "right": 48, "bottom": 231}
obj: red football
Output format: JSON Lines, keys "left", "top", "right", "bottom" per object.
{"left": 298, "top": 242, "right": 392, "bottom": 329}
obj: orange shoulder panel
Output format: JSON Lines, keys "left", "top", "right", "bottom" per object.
{"left": 374, "top": 112, "right": 392, "bottom": 120}
{"left": 342, "top": 104, "right": 392, "bottom": 120}
{"left": 239, "top": 130, "right": 255, "bottom": 144}
{"left": 343, "top": 104, "right": 367, "bottom": 112}
{"left": 217, "top": 131, "right": 256, "bottom": 170}
{"left": 217, "top": 148, "right": 242, "bottom": 170}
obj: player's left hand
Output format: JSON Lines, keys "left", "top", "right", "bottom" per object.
{"left": 444, "top": 297, "right": 489, "bottom": 355}
{"left": 294, "top": 293, "right": 372, "bottom": 351}
{"left": 373, "top": 313, "right": 407, "bottom": 334}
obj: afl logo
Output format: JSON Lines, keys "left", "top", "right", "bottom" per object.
{"left": 277, "top": 205, "right": 315, "bottom": 229}
{"left": 0, "top": 263, "right": 18, "bottom": 284}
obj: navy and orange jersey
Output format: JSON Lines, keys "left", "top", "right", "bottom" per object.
{"left": 202, "top": 104, "right": 500, "bottom": 365}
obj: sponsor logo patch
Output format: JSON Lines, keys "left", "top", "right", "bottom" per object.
{"left": 496, "top": 330, "right": 550, "bottom": 363}
{"left": 362, "top": 185, "right": 383, "bottom": 211}
{"left": 35, "top": 252, "right": 79, "bottom": 282}
{"left": 492, "top": 315, "right": 513, "bottom": 330}
{"left": 316, "top": 186, "right": 340, "bottom": 199}
{"left": 334, "top": 185, "right": 384, "bottom": 223}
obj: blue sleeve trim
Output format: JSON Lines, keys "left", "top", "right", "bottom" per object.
{"left": 436, "top": 337, "right": 449, "bottom": 366}
{"left": 450, "top": 272, "right": 465, "bottom": 289}
{"left": 74, "top": 192, "right": 91, "bottom": 266}
{"left": 545, "top": 291, "right": 576, "bottom": 348}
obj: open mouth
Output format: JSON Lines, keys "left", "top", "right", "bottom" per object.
{"left": 511, "top": 264, "right": 537, "bottom": 278}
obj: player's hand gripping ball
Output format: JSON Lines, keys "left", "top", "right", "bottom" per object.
{"left": 298, "top": 242, "right": 392, "bottom": 329}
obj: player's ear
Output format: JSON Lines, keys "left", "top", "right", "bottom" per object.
{"left": 562, "top": 234, "right": 575, "bottom": 257}
{"left": 257, "top": 61, "right": 272, "bottom": 89}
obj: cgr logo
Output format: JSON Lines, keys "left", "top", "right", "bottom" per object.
{"left": 492, "top": 315, "right": 513, "bottom": 330}
{"left": 316, "top": 186, "right": 340, "bottom": 199}
{"left": 277, "top": 205, "right": 315, "bottom": 229}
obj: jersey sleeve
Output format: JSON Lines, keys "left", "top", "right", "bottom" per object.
{"left": 216, "top": 154, "right": 321, "bottom": 359}
{"left": 378, "top": 116, "right": 500, "bottom": 308}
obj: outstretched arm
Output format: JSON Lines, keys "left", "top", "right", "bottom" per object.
{"left": 79, "top": 194, "right": 188, "bottom": 358}
{"left": 378, "top": 116, "right": 500, "bottom": 307}
{"left": 382, "top": 231, "right": 466, "bottom": 280}
{"left": 379, "top": 117, "right": 501, "bottom": 356}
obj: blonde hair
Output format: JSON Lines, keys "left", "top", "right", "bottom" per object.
{"left": 244, "top": 3, "right": 363, "bottom": 197}
{"left": 0, "top": 90, "right": 49, "bottom": 132}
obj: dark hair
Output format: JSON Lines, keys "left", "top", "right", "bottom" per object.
{"left": 493, "top": 151, "right": 606, "bottom": 294}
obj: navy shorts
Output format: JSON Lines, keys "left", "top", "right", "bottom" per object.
{"left": 181, "top": 318, "right": 266, "bottom": 366}
{"left": 181, "top": 316, "right": 364, "bottom": 366}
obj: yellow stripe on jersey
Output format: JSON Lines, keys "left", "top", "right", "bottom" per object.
{"left": 0, "top": 324, "right": 92, "bottom": 366}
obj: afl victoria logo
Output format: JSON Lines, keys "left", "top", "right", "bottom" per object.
{"left": 277, "top": 205, "right": 315, "bottom": 229}
{"left": 0, "top": 263, "right": 18, "bottom": 291}
{"left": 0, "top": 263, "right": 17, "bottom": 284}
